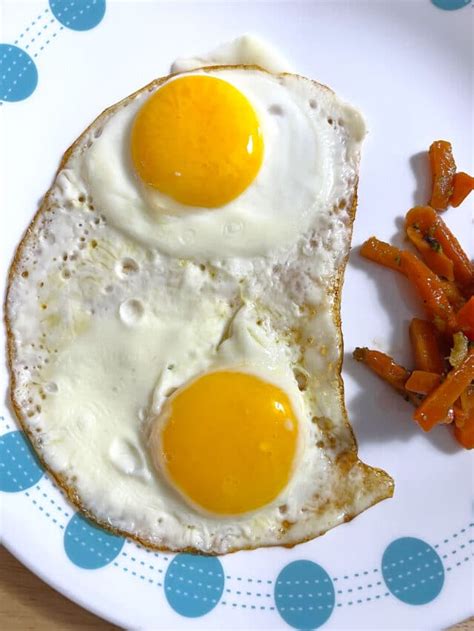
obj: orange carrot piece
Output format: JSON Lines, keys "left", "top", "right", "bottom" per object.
{"left": 413, "top": 350, "right": 474, "bottom": 431}
{"left": 405, "top": 206, "right": 473, "bottom": 288}
{"left": 360, "top": 237, "right": 403, "bottom": 273}
{"left": 429, "top": 140, "right": 456, "bottom": 210}
{"left": 456, "top": 296, "right": 474, "bottom": 341}
{"left": 405, "top": 371, "right": 441, "bottom": 395}
{"left": 450, "top": 172, "right": 474, "bottom": 208}
{"left": 453, "top": 405, "right": 468, "bottom": 429}
{"left": 408, "top": 318, "right": 445, "bottom": 373}
{"left": 406, "top": 225, "right": 454, "bottom": 281}
{"left": 460, "top": 384, "right": 474, "bottom": 414}
{"left": 353, "top": 347, "right": 410, "bottom": 393}
{"left": 440, "top": 280, "right": 466, "bottom": 311}
{"left": 399, "top": 251, "right": 457, "bottom": 334}
{"left": 453, "top": 411, "right": 474, "bottom": 448}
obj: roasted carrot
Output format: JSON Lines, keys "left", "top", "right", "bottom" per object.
{"left": 406, "top": 225, "right": 454, "bottom": 280}
{"left": 360, "top": 237, "right": 403, "bottom": 272}
{"left": 353, "top": 347, "right": 410, "bottom": 393}
{"left": 460, "top": 384, "right": 474, "bottom": 414}
{"left": 405, "top": 206, "right": 473, "bottom": 288}
{"left": 429, "top": 140, "right": 456, "bottom": 210}
{"left": 413, "top": 350, "right": 474, "bottom": 431}
{"left": 450, "top": 172, "right": 474, "bottom": 208}
{"left": 405, "top": 371, "right": 441, "bottom": 395}
{"left": 440, "top": 280, "right": 465, "bottom": 311}
{"left": 408, "top": 318, "right": 445, "bottom": 373}
{"left": 453, "top": 412, "right": 474, "bottom": 448}
{"left": 453, "top": 405, "right": 468, "bottom": 428}
{"left": 457, "top": 296, "right": 474, "bottom": 341}
{"left": 399, "top": 251, "right": 458, "bottom": 334}
{"left": 409, "top": 318, "right": 445, "bottom": 374}
{"left": 457, "top": 386, "right": 474, "bottom": 432}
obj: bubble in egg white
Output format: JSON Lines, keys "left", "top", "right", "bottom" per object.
{"left": 119, "top": 298, "right": 145, "bottom": 326}
{"left": 180, "top": 229, "right": 196, "bottom": 245}
{"left": 116, "top": 257, "right": 139, "bottom": 278}
{"left": 268, "top": 104, "right": 284, "bottom": 116}
{"left": 109, "top": 438, "right": 150, "bottom": 480}
{"left": 223, "top": 221, "right": 243, "bottom": 237}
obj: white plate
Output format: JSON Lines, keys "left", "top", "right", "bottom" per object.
{"left": 1, "top": 1, "right": 473, "bottom": 629}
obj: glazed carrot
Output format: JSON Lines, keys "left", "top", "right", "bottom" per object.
{"left": 405, "top": 206, "right": 473, "bottom": 288}
{"left": 429, "top": 140, "right": 456, "bottom": 210}
{"left": 408, "top": 318, "right": 445, "bottom": 373}
{"left": 399, "top": 251, "right": 457, "bottom": 333}
{"left": 413, "top": 350, "right": 474, "bottom": 431}
{"left": 453, "top": 412, "right": 474, "bottom": 449}
{"left": 406, "top": 225, "right": 454, "bottom": 280}
{"left": 460, "top": 384, "right": 474, "bottom": 414}
{"left": 360, "top": 237, "right": 403, "bottom": 272}
{"left": 440, "top": 280, "right": 465, "bottom": 311}
{"left": 457, "top": 296, "right": 474, "bottom": 341}
{"left": 353, "top": 347, "right": 410, "bottom": 393}
{"left": 405, "top": 371, "right": 441, "bottom": 395}
{"left": 453, "top": 405, "right": 468, "bottom": 429}
{"left": 450, "top": 172, "right": 474, "bottom": 208}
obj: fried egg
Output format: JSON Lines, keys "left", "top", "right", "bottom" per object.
{"left": 6, "top": 38, "right": 393, "bottom": 554}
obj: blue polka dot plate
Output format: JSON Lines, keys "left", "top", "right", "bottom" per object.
{"left": 1, "top": 1, "right": 472, "bottom": 628}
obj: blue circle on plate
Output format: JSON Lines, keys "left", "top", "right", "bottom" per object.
{"left": 275, "top": 560, "right": 335, "bottom": 630}
{"left": 0, "top": 430, "right": 44, "bottom": 492}
{"left": 164, "top": 553, "right": 224, "bottom": 617}
{"left": 431, "top": 0, "right": 471, "bottom": 10}
{"left": 64, "top": 513, "right": 124, "bottom": 569}
{"left": 0, "top": 44, "right": 38, "bottom": 102}
{"left": 49, "top": 0, "right": 106, "bottom": 31}
{"left": 382, "top": 537, "right": 444, "bottom": 605}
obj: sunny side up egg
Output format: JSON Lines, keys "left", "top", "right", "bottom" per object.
{"left": 6, "top": 41, "right": 393, "bottom": 554}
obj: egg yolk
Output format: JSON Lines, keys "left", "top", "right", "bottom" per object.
{"left": 159, "top": 371, "right": 298, "bottom": 515}
{"left": 131, "top": 75, "right": 264, "bottom": 208}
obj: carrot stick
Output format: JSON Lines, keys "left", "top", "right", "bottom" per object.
{"left": 408, "top": 318, "right": 445, "bottom": 373}
{"left": 413, "top": 350, "right": 474, "bottom": 431}
{"left": 405, "top": 371, "right": 441, "bottom": 395}
{"left": 399, "top": 251, "right": 458, "bottom": 333}
{"left": 406, "top": 225, "right": 454, "bottom": 281}
{"left": 353, "top": 347, "right": 410, "bottom": 393}
{"left": 360, "top": 237, "right": 403, "bottom": 273}
{"left": 450, "top": 172, "right": 474, "bottom": 208}
{"left": 460, "top": 384, "right": 474, "bottom": 414}
{"left": 409, "top": 318, "right": 445, "bottom": 374}
{"left": 453, "top": 405, "right": 468, "bottom": 429}
{"left": 405, "top": 206, "right": 473, "bottom": 288}
{"left": 456, "top": 296, "right": 474, "bottom": 341}
{"left": 453, "top": 411, "right": 474, "bottom": 449}
{"left": 429, "top": 140, "right": 456, "bottom": 210}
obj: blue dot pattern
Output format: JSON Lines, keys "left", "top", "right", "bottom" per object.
{"left": 164, "top": 554, "right": 224, "bottom": 617}
{"left": 64, "top": 513, "right": 124, "bottom": 569}
{"left": 275, "top": 560, "right": 335, "bottom": 630}
{"left": 0, "top": 430, "right": 44, "bottom": 492}
{"left": 382, "top": 537, "right": 444, "bottom": 605}
{"left": 49, "top": 0, "right": 106, "bottom": 31}
{"left": 0, "top": 45, "right": 38, "bottom": 102}
{"left": 431, "top": 0, "right": 471, "bottom": 9}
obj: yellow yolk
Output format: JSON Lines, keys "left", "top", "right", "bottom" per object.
{"left": 131, "top": 75, "right": 264, "bottom": 208}
{"left": 158, "top": 371, "right": 298, "bottom": 515}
